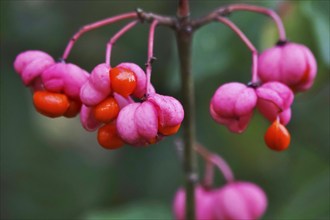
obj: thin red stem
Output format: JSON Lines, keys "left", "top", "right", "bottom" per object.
{"left": 217, "top": 17, "right": 256, "bottom": 53}
{"left": 210, "top": 154, "right": 235, "bottom": 182}
{"left": 203, "top": 160, "right": 215, "bottom": 188}
{"left": 62, "top": 12, "right": 137, "bottom": 60}
{"left": 145, "top": 20, "right": 158, "bottom": 96}
{"left": 227, "top": 4, "right": 286, "bottom": 41}
{"left": 195, "top": 144, "right": 235, "bottom": 183}
{"left": 106, "top": 20, "right": 138, "bottom": 67}
{"left": 216, "top": 17, "right": 258, "bottom": 82}
{"left": 252, "top": 52, "right": 258, "bottom": 83}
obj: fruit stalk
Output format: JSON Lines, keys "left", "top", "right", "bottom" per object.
{"left": 195, "top": 143, "right": 234, "bottom": 186}
{"left": 216, "top": 16, "right": 259, "bottom": 83}
{"left": 62, "top": 12, "right": 137, "bottom": 60}
{"left": 145, "top": 20, "right": 159, "bottom": 95}
{"left": 106, "top": 20, "right": 138, "bottom": 67}
{"left": 226, "top": 4, "right": 286, "bottom": 41}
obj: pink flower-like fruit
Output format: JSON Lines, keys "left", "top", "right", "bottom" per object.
{"left": 116, "top": 102, "right": 158, "bottom": 146}
{"left": 214, "top": 181, "right": 267, "bottom": 220}
{"left": 148, "top": 93, "right": 184, "bottom": 135}
{"left": 258, "top": 42, "right": 317, "bottom": 92}
{"left": 173, "top": 186, "right": 216, "bottom": 220}
{"left": 42, "top": 62, "right": 89, "bottom": 100}
{"left": 256, "top": 82, "right": 294, "bottom": 125}
{"left": 173, "top": 182, "right": 267, "bottom": 220}
{"left": 115, "top": 62, "right": 147, "bottom": 98}
{"left": 116, "top": 94, "right": 184, "bottom": 146}
{"left": 13, "top": 50, "right": 55, "bottom": 89}
{"left": 210, "top": 82, "right": 257, "bottom": 133}
{"left": 80, "top": 63, "right": 111, "bottom": 106}
{"left": 81, "top": 62, "right": 147, "bottom": 108}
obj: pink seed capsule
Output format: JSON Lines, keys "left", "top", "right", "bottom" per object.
{"left": 116, "top": 103, "right": 156, "bottom": 146}
{"left": 80, "top": 63, "right": 111, "bottom": 106}
{"left": 116, "top": 93, "right": 184, "bottom": 146}
{"left": 173, "top": 186, "right": 217, "bottom": 220}
{"left": 148, "top": 93, "right": 184, "bottom": 136}
{"left": 134, "top": 101, "right": 159, "bottom": 141}
{"left": 258, "top": 42, "right": 317, "bottom": 92}
{"left": 210, "top": 82, "right": 257, "bottom": 133}
{"left": 13, "top": 50, "right": 55, "bottom": 87}
{"left": 213, "top": 181, "right": 267, "bottom": 220}
{"left": 42, "top": 62, "right": 89, "bottom": 100}
{"left": 256, "top": 82, "right": 294, "bottom": 125}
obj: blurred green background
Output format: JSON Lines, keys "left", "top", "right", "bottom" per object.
{"left": 1, "top": 1, "right": 329, "bottom": 219}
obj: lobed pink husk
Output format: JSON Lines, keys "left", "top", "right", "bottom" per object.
{"left": 173, "top": 186, "right": 217, "bottom": 220}
{"left": 148, "top": 93, "right": 184, "bottom": 127}
{"left": 116, "top": 93, "right": 184, "bottom": 146}
{"left": 258, "top": 42, "right": 317, "bottom": 92}
{"left": 210, "top": 82, "right": 257, "bottom": 133}
{"left": 13, "top": 50, "right": 55, "bottom": 86}
{"left": 173, "top": 182, "right": 267, "bottom": 220}
{"left": 80, "top": 63, "right": 111, "bottom": 106}
{"left": 42, "top": 63, "right": 89, "bottom": 100}
{"left": 80, "top": 104, "right": 101, "bottom": 131}
{"left": 256, "top": 82, "right": 294, "bottom": 125}
{"left": 113, "top": 92, "right": 132, "bottom": 109}
{"left": 116, "top": 102, "right": 159, "bottom": 146}
{"left": 134, "top": 101, "right": 158, "bottom": 140}
{"left": 213, "top": 182, "right": 267, "bottom": 220}
{"left": 116, "top": 103, "right": 145, "bottom": 146}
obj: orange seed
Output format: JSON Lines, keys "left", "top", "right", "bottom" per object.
{"left": 33, "top": 91, "right": 69, "bottom": 118}
{"left": 109, "top": 67, "right": 136, "bottom": 97}
{"left": 264, "top": 119, "right": 291, "bottom": 151}
{"left": 97, "top": 122, "right": 124, "bottom": 150}
{"left": 92, "top": 97, "right": 119, "bottom": 123}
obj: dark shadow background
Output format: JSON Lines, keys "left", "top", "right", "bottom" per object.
{"left": 1, "top": 1, "right": 329, "bottom": 219}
